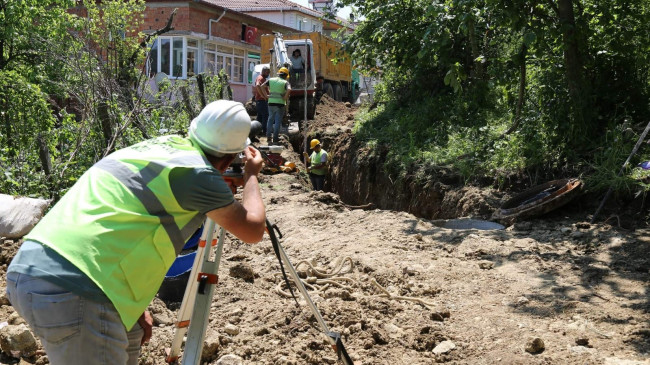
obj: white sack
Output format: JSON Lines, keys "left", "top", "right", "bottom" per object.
{"left": 0, "top": 194, "right": 51, "bottom": 238}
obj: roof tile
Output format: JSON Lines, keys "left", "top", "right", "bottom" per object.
{"left": 203, "top": 0, "right": 316, "bottom": 13}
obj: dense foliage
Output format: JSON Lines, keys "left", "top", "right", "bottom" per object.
{"left": 0, "top": 0, "right": 229, "bottom": 198}
{"left": 339, "top": 0, "right": 650, "bottom": 190}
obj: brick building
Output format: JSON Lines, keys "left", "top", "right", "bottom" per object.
{"left": 143, "top": 1, "right": 297, "bottom": 102}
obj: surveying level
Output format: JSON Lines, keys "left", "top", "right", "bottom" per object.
{"left": 166, "top": 216, "right": 353, "bottom": 365}
{"left": 256, "top": 144, "right": 284, "bottom": 168}
{"left": 258, "top": 145, "right": 283, "bottom": 154}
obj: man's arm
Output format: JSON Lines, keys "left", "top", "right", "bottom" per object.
{"left": 255, "top": 78, "right": 269, "bottom": 99}
{"left": 206, "top": 147, "right": 266, "bottom": 243}
{"left": 283, "top": 83, "right": 291, "bottom": 102}
{"left": 312, "top": 152, "right": 328, "bottom": 169}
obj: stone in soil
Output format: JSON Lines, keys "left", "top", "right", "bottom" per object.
{"left": 478, "top": 261, "right": 494, "bottom": 270}
{"left": 229, "top": 262, "right": 256, "bottom": 283}
{"left": 432, "top": 340, "right": 456, "bottom": 355}
{"left": 0, "top": 324, "right": 38, "bottom": 358}
{"left": 525, "top": 337, "right": 545, "bottom": 354}
{"left": 224, "top": 323, "right": 240, "bottom": 336}
{"left": 215, "top": 354, "right": 244, "bottom": 365}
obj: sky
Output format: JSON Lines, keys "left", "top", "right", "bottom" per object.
{"left": 292, "top": 0, "right": 354, "bottom": 21}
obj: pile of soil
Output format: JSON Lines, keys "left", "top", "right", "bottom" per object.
{"left": 1, "top": 98, "right": 649, "bottom": 365}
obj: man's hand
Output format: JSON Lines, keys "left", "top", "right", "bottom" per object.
{"left": 206, "top": 146, "right": 266, "bottom": 243}
{"left": 138, "top": 311, "right": 153, "bottom": 345}
{"left": 243, "top": 146, "right": 263, "bottom": 179}
{"left": 224, "top": 176, "right": 244, "bottom": 194}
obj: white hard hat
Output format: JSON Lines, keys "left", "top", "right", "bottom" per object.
{"left": 189, "top": 100, "right": 251, "bottom": 155}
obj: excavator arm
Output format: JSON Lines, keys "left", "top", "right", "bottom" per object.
{"left": 271, "top": 33, "right": 293, "bottom": 72}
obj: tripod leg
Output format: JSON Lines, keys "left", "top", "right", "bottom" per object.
{"left": 181, "top": 227, "right": 226, "bottom": 365}
{"left": 167, "top": 218, "right": 216, "bottom": 363}
{"left": 270, "top": 224, "right": 354, "bottom": 365}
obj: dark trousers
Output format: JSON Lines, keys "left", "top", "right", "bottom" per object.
{"left": 309, "top": 173, "right": 325, "bottom": 191}
{"left": 256, "top": 100, "right": 269, "bottom": 134}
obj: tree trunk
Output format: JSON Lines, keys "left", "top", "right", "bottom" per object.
{"left": 467, "top": 17, "right": 484, "bottom": 79}
{"left": 504, "top": 45, "right": 527, "bottom": 136}
{"left": 37, "top": 133, "right": 52, "bottom": 177}
{"left": 180, "top": 85, "right": 196, "bottom": 120}
{"left": 98, "top": 101, "right": 114, "bottom": 154}
{"left": 197, "top": 74, "right": 207, "bottom": 108}
{"left": 557, "top": 0, "right": 589, "bottom": 134}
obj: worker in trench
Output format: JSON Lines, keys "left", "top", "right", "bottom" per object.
{"left": 4, "top": 100, "right": 266, "bottom": 365}
{"left": 303, "top": 138, "right": 329, "bottom": 191}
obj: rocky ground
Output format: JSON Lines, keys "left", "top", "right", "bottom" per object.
{"left": 1, "top": 97, "right": 649, "bottom": 365}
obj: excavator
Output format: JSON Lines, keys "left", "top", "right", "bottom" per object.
{"left": 253, "top": 33, "right": 317, "bottom": 130}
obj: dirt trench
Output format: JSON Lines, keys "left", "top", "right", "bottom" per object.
{"left": 292, "top": 96, "right": 500, "bottom": 221}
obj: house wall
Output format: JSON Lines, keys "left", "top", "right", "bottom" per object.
{"left": 142, "top": 2, "right": 291, "bottom": 103}
{"left": 244, "top": 12, "right": 287, "bottom": 29}
{"left": 242, "top": 11, "right": 322, "bottom": 33}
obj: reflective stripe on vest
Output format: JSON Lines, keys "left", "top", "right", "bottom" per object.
{"left": 26, "top": 135, "right": 216, "bottom": 330}
{"left": 310, "top": 149, "right": 327, "bottom": 175}
{"left": 94, "top": 158, "right": 206, "bottom": 251}
{"left": 268, "top": 77, "right": 288, "bottom": 105}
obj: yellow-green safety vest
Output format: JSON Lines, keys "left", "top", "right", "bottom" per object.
{"left": 268, "top": 77, "right": 288, "bottom": 105}
{"left": 26, "top": 135, "right": 215, "bottom": 330}
{"left": 310, "top": 149, "right": 328, "bottom": 175}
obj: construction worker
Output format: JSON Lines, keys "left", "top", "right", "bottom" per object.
{"left": 303, "top": 138, "right": 328, "bottom": 191}
{"left": 5, "top": 100, "right": 266, "bottom": 365}
{"left": 265, "top": 67, "right": 291, "bottom": 145}
{"left": 254, "top": 65, "right": 270, "bottom": 135}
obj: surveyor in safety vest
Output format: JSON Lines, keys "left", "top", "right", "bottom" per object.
{"left": 265, "top": 67, "right": 291, "bottom": 145}
{"left": 303, "top": 138, "right": 328, "bottom": 191}
{"left": 5, "top": 100, "right": 266, "bottom": 365}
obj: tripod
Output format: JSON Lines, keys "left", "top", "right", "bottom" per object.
{"left": 166, "top": 217, "right": 353, "bottom": 365}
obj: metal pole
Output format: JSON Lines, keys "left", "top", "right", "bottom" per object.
{"left": 304, "top": 39, "right": 308, "bottom": 125}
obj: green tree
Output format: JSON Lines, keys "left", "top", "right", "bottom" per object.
{"left": 340, "top": 0, "right": 650, "bottom": 183}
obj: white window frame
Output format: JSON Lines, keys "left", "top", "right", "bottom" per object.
{"left": 187, "top": 39, "right": 199, "bottom": 78}
{"left": 149, "top": 36, "right": 251, "bottom": 84}
{"left": 148, "top": 36, "right": 199, "bottom": 79}
{"left": 247, "top": 53, "right": 260, "bottom": 84}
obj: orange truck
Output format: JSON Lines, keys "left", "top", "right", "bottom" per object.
{"left": 259, "top": 32, "right": 356, "bottom": 123}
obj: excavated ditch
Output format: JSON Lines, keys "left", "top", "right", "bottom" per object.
{"left": 291, "top": 96, "right": 503, "bottom": 222}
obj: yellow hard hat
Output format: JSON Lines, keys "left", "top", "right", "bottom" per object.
{"left": 278, "top": 67, "right": 290, "bottom": 76}
{"left": 310, "top": 139, "right": 321, "bottom": 149}
{"left": 284, "top": 161, "right": 296, "bottom": 169}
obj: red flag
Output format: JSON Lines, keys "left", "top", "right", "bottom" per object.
{"left": 245, "top": 26, "right": 258, "bottom": 43}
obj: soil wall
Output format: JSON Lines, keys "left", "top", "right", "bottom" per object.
{"left": 294, "top": 99, "right": 501, "bottom": 221}
{"left": 328, "top": 135, "right": 499, "bottom": 219}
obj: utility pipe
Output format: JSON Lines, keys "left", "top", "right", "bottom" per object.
{"left": 208, "top": 10, "right": 227, "bottom": 40}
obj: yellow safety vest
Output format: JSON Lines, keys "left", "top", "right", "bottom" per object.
{"left": 310, "top": 149, "right": 328, "bottom": 175}
{"left": 268, "top": 77, "right": 288, "bottom": 105}
{"left": 26, "top": 136, "right": 214, "bottom": 329}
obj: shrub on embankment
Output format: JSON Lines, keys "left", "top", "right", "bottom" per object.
{"left": 339, "top": 0, "right": 650, "bottom": 197}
